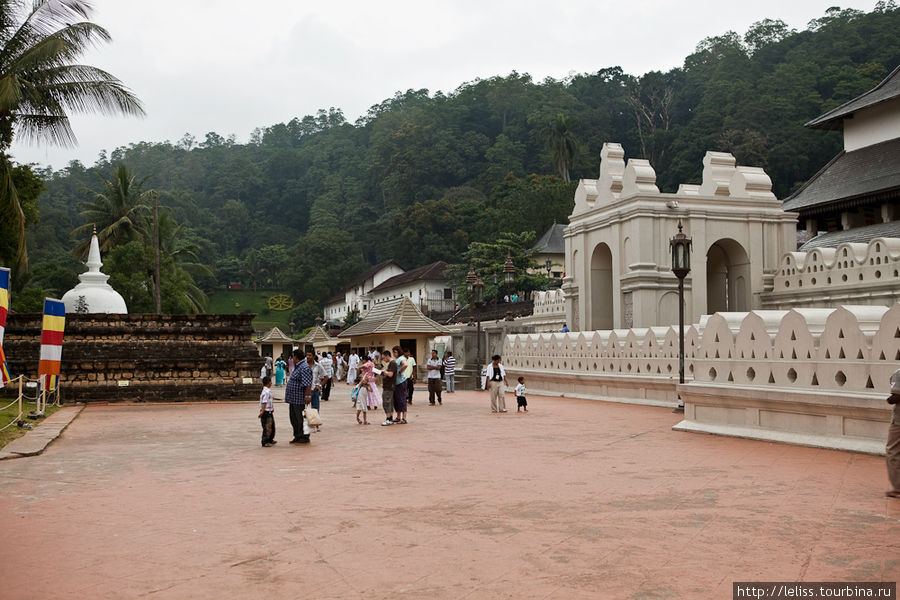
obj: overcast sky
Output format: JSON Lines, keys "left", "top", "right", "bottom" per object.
{"left": 11, "top": 0, "right": 877, "bottom": 170}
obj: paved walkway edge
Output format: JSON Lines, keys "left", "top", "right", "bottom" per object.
{"left": 0, "top": 405, "right": 85, "bottom": 460}
{"left": 673, "top": 418, "right": 886, "bottom": 455}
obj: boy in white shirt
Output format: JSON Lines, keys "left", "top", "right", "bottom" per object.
{"left": 258, "top": 376, "right": 276, "bottom": 447}
{"left": 515, "top": 376, "right": 527, "bottom": 413}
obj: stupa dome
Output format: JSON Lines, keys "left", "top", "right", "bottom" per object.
{"left": 62, "top": 230, "right": 128, "bottom": 314}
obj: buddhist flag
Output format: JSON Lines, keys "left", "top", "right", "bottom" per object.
{"left": 0, "top": 267, "right": 8, "bottom": 345}
{"left": 39, "top": 298, "right": 65, "bottom": 392}
{"left": 0, "top": 268, "right": 9, "bottom": 388}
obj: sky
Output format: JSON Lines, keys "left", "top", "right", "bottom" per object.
{"left": 11, "top": 0, "right": 878, "bottom": 171}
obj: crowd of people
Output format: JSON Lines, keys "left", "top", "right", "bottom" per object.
{"left": 257, "top": 347, "right": 526, "bottom": 446}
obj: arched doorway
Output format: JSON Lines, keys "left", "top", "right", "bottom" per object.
{"left": 706, "top": 239, "right": 750, "bottom": 314}
{"left": 590, "top": 243, "right": 614, "bottom": 330}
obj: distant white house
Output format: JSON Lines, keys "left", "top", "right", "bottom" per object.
{"left": 368, "top": 261, "right": 455, "bottom": 315}
{"left": 323, "top": 260, "right": 404, "bottom": 323}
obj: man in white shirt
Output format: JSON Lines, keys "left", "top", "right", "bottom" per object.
{"left": 426, "top": 349, "right": 443, "bottom": 406}
{"left": 347, "top": 352, "right": 360, "bottom": 384}
{"left": 319, "top": 352, "right": 333, "bottom": 401}
{"left": 485, "top": 354, "right": 508, "bottom": 413}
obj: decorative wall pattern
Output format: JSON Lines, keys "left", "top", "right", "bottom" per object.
{"left": 766, "top": 237, "right": 900, "bottom": 309}
{"left": 505, "top": 303, "right": 900, "bottom": 395}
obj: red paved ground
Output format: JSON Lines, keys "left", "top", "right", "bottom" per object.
{"left": 0, "top": 389, "right": 897, "bottom": 599}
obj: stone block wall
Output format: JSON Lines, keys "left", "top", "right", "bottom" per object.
{"left": 3, "top": 314, "right": 260, "bottom": 402}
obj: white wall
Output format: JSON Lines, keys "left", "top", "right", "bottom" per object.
{"left": 843, "top": 98, "right": 900, "bottom": 151}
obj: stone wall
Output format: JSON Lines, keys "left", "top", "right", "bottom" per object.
{"left": 504, "top": 303, "right": 900, "bottom": 453}
{"left": 3, "top": 313, "right": 260, "bottom": 402}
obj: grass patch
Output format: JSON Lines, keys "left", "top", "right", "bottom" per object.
{"left": 0, "top": 394, "right": 62, "bottom": 450}
{"left": 205, "top": 289, "right": 297, "bottom": 335}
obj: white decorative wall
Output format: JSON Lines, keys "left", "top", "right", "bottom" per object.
{"left": 505, "top": 303, "right": 900, "bottom": 453}
{"left": 764, "top": 237, "right": 900, "bottom": 309}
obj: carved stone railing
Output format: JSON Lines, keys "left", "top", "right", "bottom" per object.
{"left": 505, "top": 303, "right": 899, "bottom": 453}
{"left": 764, "top": 237, "right": 900, "bottom": 309}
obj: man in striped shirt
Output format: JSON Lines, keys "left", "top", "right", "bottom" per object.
{"left": 443, "top": 351, "right": 456, "bottom": 393}
{"left": 285, "top": 349, "right": 312, "bottom": 444}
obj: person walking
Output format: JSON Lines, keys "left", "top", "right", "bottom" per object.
{"left": 426, "top": 349, "right": 443, "bottom": 405}
{"left": 274, "top": 355, "right": 286, "bottom": 386}
{"left": 319, "top": 352, "right": 333, "bottom": 401}
{"left": 284, "top": 348, "right": 312, "bottom": 444}
{"left": 347, "top": 352, "right": 360, "bottom": 384}
{"left": 380, "top": 350, "right": 397, "bottom": 426}
{"left": 485, "top": 354, "right": 509, "bottom": 413}
{"left": 403, "top": 348, "right": 417, "bottom": 405}
{"left": 264, "top": 353, "right": 273, "bottom": 378}
{"left": 258, "top": 376, "right": 276, "bottom": 446}
{"left": 310, "top": 354, "right": 327, "bottom": 432}
{"left": 392, "top": 346, "right": 409, "bottom": 424}
{"left": 443, "top": 350, "right": 456, "bottom": 393}
{"left": 887, "top": 368, "right": 900, "bottom": 498}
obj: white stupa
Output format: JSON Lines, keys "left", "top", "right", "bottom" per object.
{"left": 62, "top": 228, "right": 128, "bottom": 314}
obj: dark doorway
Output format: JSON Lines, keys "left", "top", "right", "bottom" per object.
{"left": 399, "top": 339, "right": 417, "bottom": 360}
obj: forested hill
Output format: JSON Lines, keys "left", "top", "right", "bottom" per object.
{"left": 17, "top": 4, "right": 900, "bottom": 319}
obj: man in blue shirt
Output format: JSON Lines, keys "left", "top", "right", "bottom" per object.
{"left": 285, "top": 348, "right": 313, "bottom": 444}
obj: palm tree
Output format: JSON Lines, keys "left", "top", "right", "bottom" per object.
{"left": 541, "top": 113, "right": 578, "bottom": 182}
{"left": 73, "top": 164, "right": 152, "bottom": 255}
{"left": 157, "top": 211, "right": 212, "bottom": 312}
{"left": 0, "top": 0, "right": 144, "bottom": 271}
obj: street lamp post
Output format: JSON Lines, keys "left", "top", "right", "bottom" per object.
{"left": 466, "top": 265, "right": 485, "bottom": 381}
{"left": 290, "top": 320, "right": 297, "bottom": 336}
{"left": 670, "top": 220, "right": 692, "bottom": 411}
{"left": 545, "top": 258, "right": 553, "bottom": 279}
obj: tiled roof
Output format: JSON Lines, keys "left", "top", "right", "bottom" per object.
{"left": 799, "top": 221, "right": 900, "bottom": 250}
{"left": 300, "top": 326, "right": 338, "bottom": 348}
{"left": 781, "top": 138, "right": 900, "bottom": 213}
{"left": 256, "top": 326, "right": 293, "bottom": 343}
{"left": 530, "top": 223, "right": 566, "bottom": 254}
{"left": 368, "top": 261, "right": 449, "bottom": 294}
{"left": 338, "top": 297, "right": 450, "bottom": 337}
{"left": 350, "top": 260, "right": 402, "bottom": 288}
{"left": 806, "top": 64, "right": 900, "bottom": 130}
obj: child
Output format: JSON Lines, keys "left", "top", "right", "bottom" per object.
{"left": 515, "top": 376, "right": 527, "bottom": 413}
{"left": 259, "top": 376, "right": 276, "bottom": 446}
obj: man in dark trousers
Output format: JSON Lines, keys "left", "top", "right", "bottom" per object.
{"left": 285, "top": 348, "right": 312, "bottom": 444}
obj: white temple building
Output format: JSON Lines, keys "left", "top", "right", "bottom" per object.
{"left": 62, "top": 230, "right": 127, "bottom": 314}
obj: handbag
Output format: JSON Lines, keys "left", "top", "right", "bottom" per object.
{"left": 350, "top": 385, "right": 360, "bottom": 402}
{"left": 304, "top": 407, "right": 323, "bottom": 427}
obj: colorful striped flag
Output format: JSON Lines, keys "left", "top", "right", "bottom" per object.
{"left": 0, "top": 267, "right": 9, "bottom": 345}
{"left": 0, "top": 267, "right": 9, "bottom": 388}
{"left": 39, "top": 298, "right": 66, "bottom": 392}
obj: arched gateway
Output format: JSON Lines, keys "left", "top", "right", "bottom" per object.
{"left": 564, "top": 144, "right": 796, "bottom": 330}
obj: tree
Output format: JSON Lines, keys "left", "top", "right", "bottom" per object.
{"left": 540, "top": 113, "right": 578, "bottom": 182}
{"left": 0, "top": 0, "right": 144, "bottom": 271}
{"left": 73, "top": 164, "right": 153, "bottom": 254}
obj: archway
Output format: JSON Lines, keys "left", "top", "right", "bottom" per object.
{"left": 590, "top": 243, "right": 614, "bottom": 330}
{"left": 706, "top": 239, "right": 750, "bottom": 314}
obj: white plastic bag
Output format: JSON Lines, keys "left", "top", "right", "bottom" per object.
{"left": 302, "top": 416, "right": 311, "bottom": 435}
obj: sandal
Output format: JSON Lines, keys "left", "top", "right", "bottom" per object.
{"left": 887, "top": 490, "right": 900, "bottom": 498}
{"left": 357, "top": 418, "right": 362, "bottom": 424}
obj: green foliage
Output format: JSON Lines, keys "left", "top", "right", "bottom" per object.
{"left": 288, "top": 299, "right": 322, "bottom": 331}
{"left": 12, "top": 5, "right": 900, "bottom": 320}
{"left": 0, "top": 0, "right": 143, "bottom": 274}
{"left": 9, "top": 285, "right": 44, "bottom": 312}
{"left": 447, "top": 231, "right": 551, "bottom": 304}
{"left": 0, "top": 162, "right": 43, "bottom": 281}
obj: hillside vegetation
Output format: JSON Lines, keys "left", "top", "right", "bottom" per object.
{"left": 11, "top": 4, "right": 900, "bottom": 329}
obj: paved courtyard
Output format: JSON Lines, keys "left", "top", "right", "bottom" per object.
{"left": 0, "top": 389, "right": 897, "bottom": 599}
